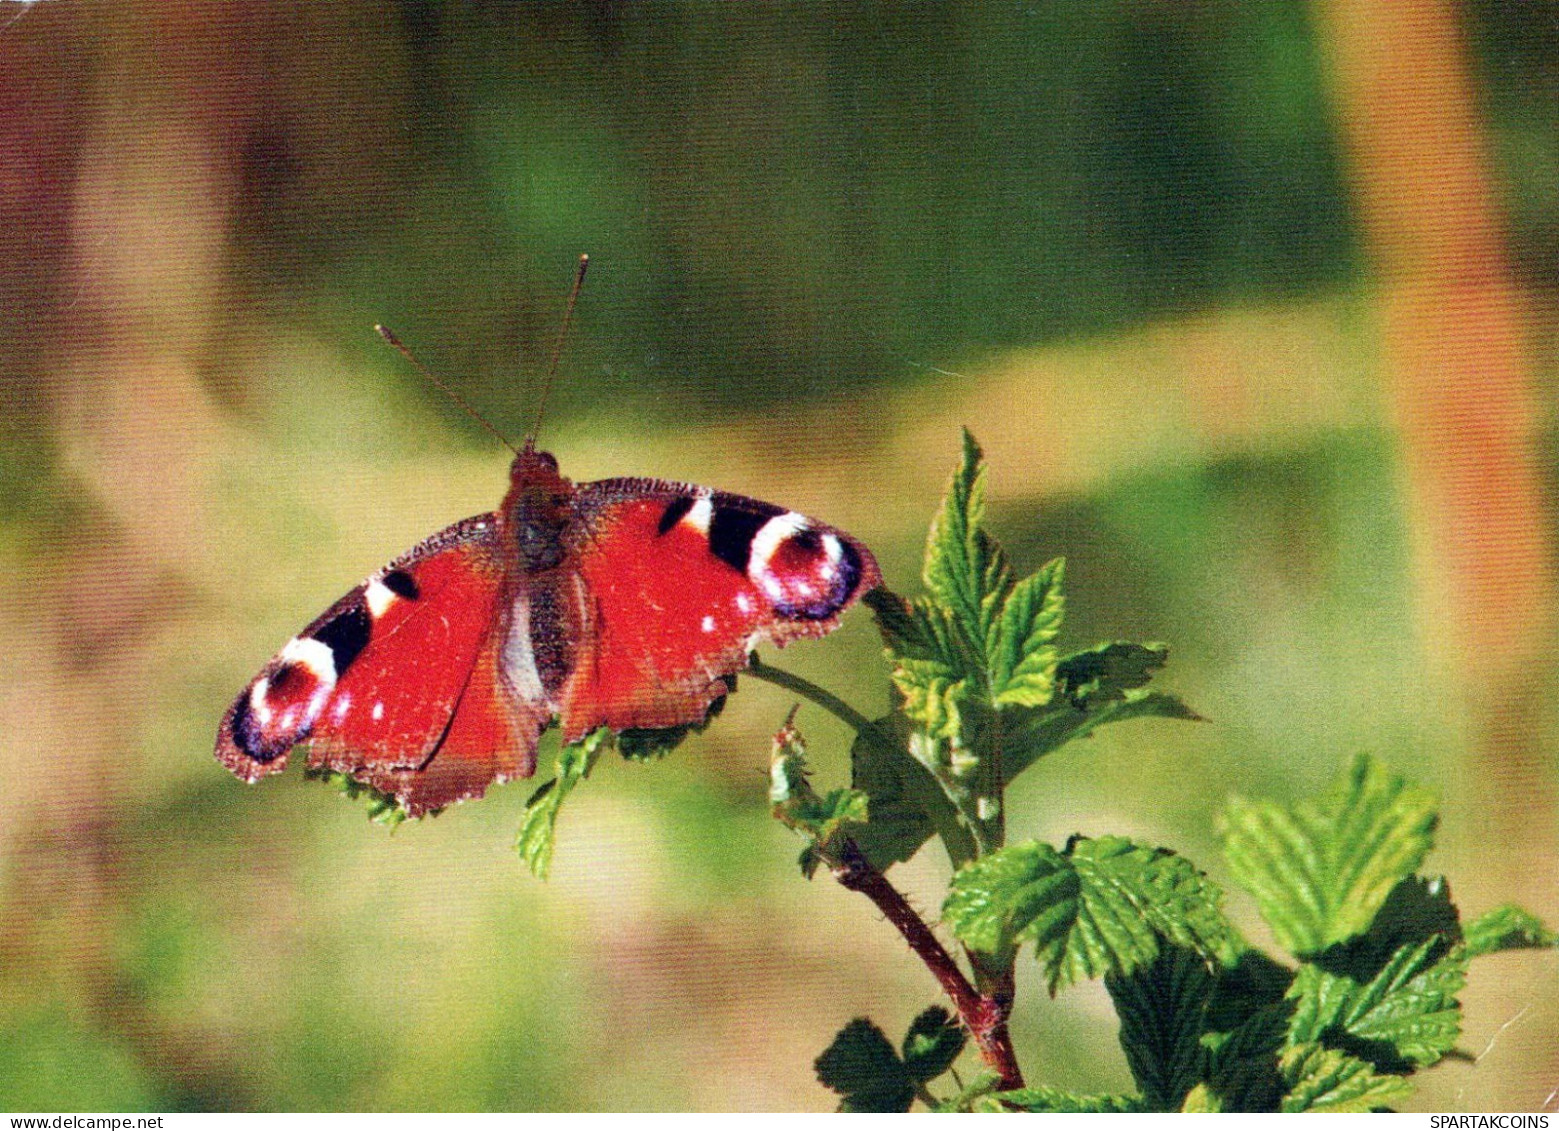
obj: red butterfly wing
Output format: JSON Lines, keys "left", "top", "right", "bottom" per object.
{"left": 215, "top": 515, "right": 541, "bottom": 816}
{"left": 553, "top": 479, "right": 881, "bottom": 740}
{"left": 217, "top": 455, "right": 881, "bottom": 817}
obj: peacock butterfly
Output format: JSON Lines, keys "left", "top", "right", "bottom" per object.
{"left": 214, "top": 273, "right": 881, "bottom": 817}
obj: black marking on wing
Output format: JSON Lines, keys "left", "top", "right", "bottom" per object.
{"left": 383, "top": 568, "right": 420, "bottom": 600}
{"left": 312, "top": 604, "right": 372, "bottom": 675}
{"left": 707, "top": 501, "right": 783, "bottom": 574}
{"left": 656, "top": 495, "right": 694, "bottom": 536}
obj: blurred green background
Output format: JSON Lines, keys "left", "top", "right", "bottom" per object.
{"left": 1, "top": 0, "right": 1556, "bottom": 1112}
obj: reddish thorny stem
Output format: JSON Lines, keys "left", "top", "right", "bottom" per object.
{"left": 831, "top": 839, "right": 1024, "bottom": 1093}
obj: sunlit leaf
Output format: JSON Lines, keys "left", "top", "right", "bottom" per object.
{"left": 1279, "top": 1043, "right": 1411, "bottom": 1113}
{"left": 989, "top": 558, "right": 1064, "bottom": 708}
{"left": 515, "top": 729, "right": 608, "bottom": 879}
{"left": 1463, "top": 904, "right": 1558, "bottom": 958}
{"left": 944, "top": 836, "right": 1234, "bottom": 994}
{"left": 1219, "top": 754, "right": 1437, "bottom": 955}
{"left": 997, "top": 1086, "right": 1143, "bottom": 1113}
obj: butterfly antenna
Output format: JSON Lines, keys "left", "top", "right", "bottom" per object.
{"left": 528, "top": 253, "right": 590, "bottom": 451}
{"left": 374, "top": 323, "right": 521, "bottom": 457}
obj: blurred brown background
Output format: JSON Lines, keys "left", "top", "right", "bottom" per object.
{"left": 0, "top": 0, "right": 1555, "bottom": 1112}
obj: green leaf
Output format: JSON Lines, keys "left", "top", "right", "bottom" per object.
{"left": 900, "top": 1006, "right": 965, "bottom": 1083}
{"left": 1219, "top": 754, "right": 1437, "bottom": 956}
{"left": 942, "top": 839, "right": 1072, "bottom": 961}
{"left": 769, "top": 723, "right": 870, "bottom": 878}
{"left": 1201, "top": 998, "right": 1291, "bottom": 1113}
{"left": 1288, "top": 937, "right": 1466, "bottom": 1070}
{"left": 933, "top": 1072, "right": 1001, "bottom": 1113}
{"left": 303, "top": 768, "right": 414, "bottom": 827}
{"left": 1463, "top": 905, "right": 1559, "bottom": 957}
{"left": 1278, "top": 1043, "right": 1412, "bottom": 1113}
{"left": 515, "top": 729, "right": 608, "bottom": 879}
{"left": 1107, "top": 945, "right": 1214, "bottom": 1111}
{"left": 923, "top": 430, "right": 1011, "bottom": 658}
{"left": 997, "top": 1086, "right": 1143, "bottom": 1113}
{"left": 989, "top": 558, "right": 1065, "bottom": 708}
{"left": 872, "top": 591, "right": 974, "bottom": 742}
{"left": 1179, "top": 1084, "right": 1221, "bottom": 1112}
{"left": 943, "top": 836, "right": 1235, "bottom": 993}
{"left": 1002, "top": 689, "right": 1201, "bottom": 784}
{"left": 814, "top": 1019, "right": 916, "bottom": 1113}
{"left": 847, "top": 714, "right": 945, "bottom": 871}
{"left": 1055, "top": 641, "right": 1172, "bottom": 707}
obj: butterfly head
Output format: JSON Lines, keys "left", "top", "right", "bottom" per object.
{"left": 501, "top": 445, "right": 575, "bottom": 572}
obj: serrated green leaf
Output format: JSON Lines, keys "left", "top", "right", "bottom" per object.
{"left": 848, "top": 713, "right": 947, "bottom": 871}
{"left": 769, "top": 723, "right": 870, "bottom": 874}
{"left": 943, "top": 839, "right": 1073, "bottom": 958}
{"left": 1107, "top": 945, "right": 1214, "bottom": 1111}
{"left": 515, "top": 730, "right": 608, "bottom": 879}
{"left": 1288, "top": 935, "right": 1466, "bottom": 1070}
{"left": 923, "top": 431, "right": 1011, "bottom": 653}
{"left": 989, "top": 558, "right": 1065, "bottom": 708}
{"left": 814, "top": 1019, "right": 915, "bottom": 1112}
{"left": 901, "top": 1006, "right": 965, "bottom": 1083}
{"left": 1219, "top": 754, "right": 1437, "bottom": 956}
{"left": 1463, "top": 905, "right": 1559, "bottom": 957}
{"left": 944, "top": 837, "right": 1235, "bottom": 994}
{"left": 1202, "top": 998, "right": 1291, "bottom": 1113}
{"left": 879, "top": 598, "right": 976, "bottom": 741}
{"left": 1002, "top": 686, "right": 1201, "bottom": 784}
{"left": 1279, "top": 1043, "right": 1412, "bottom": 1112}
{"left": 1055, "top": 641, "right": 1171, "bottom": 707}
{"left": 997, "top": 1086, "right": 1144, "bottom": 1113}
{"left": 304, "top": 767, "right": 414, "bottom": 827}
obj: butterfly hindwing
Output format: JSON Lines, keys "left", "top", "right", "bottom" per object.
{"left": 553, "top": 478, "right": 880, "bottom": 740}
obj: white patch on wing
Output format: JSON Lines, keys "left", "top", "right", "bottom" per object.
{"left": 281, "top": 636, "right": 339, "bottom": 684}
{"left": 249, "top": 676, "right": 273, "bottom": 725}
{"left": 365, "top": 577, "right": 399, "bottom": 619}
{"left": 819, "top": 532, "right": 844, "bottom": 573}
{"left": 372, "top": 701, "right": 385, "bottom": 721}
{"left": 683, "top": 494, "right": 714, "bottom": 535}
{"left": 249, "top": 636, "right": 340, "bottom": 739}
{"left": 736, "top": 592, "right": 755, "bottom": 615}
{"left": 701, "top": 614, "right": 716, "bottom": 633}
{"left": 747, "top": 512, "right": 810, "bottom": 586}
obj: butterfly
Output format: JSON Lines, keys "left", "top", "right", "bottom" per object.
{"left": 215, "top": 323, "right": 880, "bottom": 817}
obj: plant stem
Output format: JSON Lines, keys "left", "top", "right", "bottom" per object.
{"left": 832, "top": 839, "right": 1024, "bottom": 1091}
{"left": 756, "top": 656, "right": 1023, "bottom": 1086}
{"left": 747, "top": 654, "right": 876, "bottom": 734}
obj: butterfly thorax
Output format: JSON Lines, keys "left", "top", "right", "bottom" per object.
{"left": 500, "top": 447, "right": 575, "bottom": 573}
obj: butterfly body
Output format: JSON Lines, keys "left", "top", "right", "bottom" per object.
{"left": 216, "top": 447, "right": 879, "bottom": 816}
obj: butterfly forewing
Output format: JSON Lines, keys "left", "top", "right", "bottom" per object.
{"left": 217, "top": 514, "right": 537, "bottom": 814}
